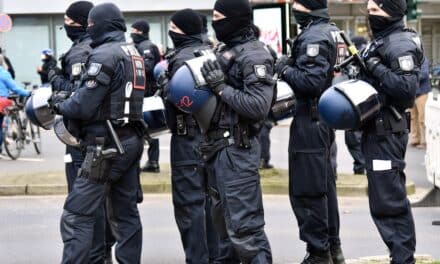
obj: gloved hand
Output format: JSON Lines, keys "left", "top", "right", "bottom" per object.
{"left": 156, "top": 71, "right": 169, "bottom": 98}
{"left": 48, "top": 67, "right": 63, "bottom": 84}
{"left": 274, "top": 55, "right": 290, "bottom": 79}
{"left": 366, "top": 57, "right": 381, "bottom": 73}
{"left": 201, "top": 59, "right": 226, "bottom": 95}
{"left": 48, "top": 91, "right": 71, "bottom": 114}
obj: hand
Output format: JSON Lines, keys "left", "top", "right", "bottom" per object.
{"left": 48, "top": 67, "right": 62, "bottom": 83}
{"left": 366, "top": 57, "right": 381, "bottom": 73}
{"left": 201, "top": 60, "right": 226, "bottom": 95}
{"left": 274, "top": 55, "right": 290, "bottom": 78}
{"left": 156, "top": 71, "right": 169, "bottom": 89}
{"left": 48, "top": 91, "right": 71, "bottom": 114}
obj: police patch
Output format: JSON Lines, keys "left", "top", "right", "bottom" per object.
{"left": 71, "top": 63, "right": 82, "bottom": 77}
{"left": 307, "top": 44, "right": 320, "bottom": 57}
{"left": 86, "top": 79, "right": 98, "bottom": 89}
{"left": 87, "top": 63, "right": 102, "bottom": 77}
{"left": 254, "top": 65, "right": 267, "bottom": 79}
{"left": 398, "top": 55, "right": 415, "bottom": 72}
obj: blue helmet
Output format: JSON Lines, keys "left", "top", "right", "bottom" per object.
{"left": 167, "top": 64, "right": 213, "bottom": 114}
{"left": 318, "top": 80, "right": 381, "bottom": 130}
{"left": 143, "top": 96, "right": 169, "bottom": 137}
{"left": 153, "top": 60, "right": 168, "bottom": 81}
{"left": 41, "top": 48, "right": 53, "bottom": 57}
{"left": 25, "top": 87, "right": 55, "bottom": 130}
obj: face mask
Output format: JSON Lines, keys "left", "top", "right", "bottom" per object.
{"left": 130, "top": 33, "right": 146, "bottom": 44}
{"left": 64, "top": 24, "right": 86, "bottom": 42}
{"left": 168, "top": 30, "right": 189, "bottom": 48}
{"left": 368, "top": 15, "right": 397, "bottom": 35}
{"left": 212, "top": 16, "right": 249, "bottom": 43}
{"left": 292, "top": 10, "right": 312, "bottom": 27}
{"left": 87, "top": 23, "right": 105, "bottom": 43}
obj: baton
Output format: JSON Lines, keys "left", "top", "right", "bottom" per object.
{"left": 106, "top": 120, "right": 125, "bottom": 155}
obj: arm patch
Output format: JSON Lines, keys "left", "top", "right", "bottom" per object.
{"left": 398, "top": 55, "right": 415, "bottom": 72}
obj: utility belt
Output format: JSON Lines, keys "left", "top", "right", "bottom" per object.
{"left": 295, "top": 98, "right": 320, "bottom": 121}
{"left": 365, "top": 107, "right": 410, "bottom": 136}
{"left": 80, "top": 122, "right": 142, "bottom": 147}
{"left": 173, "top": 114, "right": 197, "bottom": 138}
{"left": 200, "top": 125, "right": 252, "bottom": 162}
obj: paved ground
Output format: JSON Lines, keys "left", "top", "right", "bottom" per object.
{"left": 0, "top": 124, "right": 432, "bottom": 189}
{"left": 0, "top": 194, "right": 439, "bottom": 263}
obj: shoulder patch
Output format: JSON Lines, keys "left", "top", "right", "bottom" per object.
{"left": 254, "top": 65, "right": 267, "bottom": 79}
{"left": 85, "top": 79, "right": 98, "bottom": 89}
{"left": 87, "top": 63, "right": 102, "bottom": 77}
{"left": 143, "top": 49, "right": 152, "bottom": 55}
{"left": 307, "top": 44, "right": 320, "bottom": 57}
{"left": 71, "top": 63, "right": 82, "bottom": 77}
{"left": 398, "top": 55, "right": 415, "bottom": 72}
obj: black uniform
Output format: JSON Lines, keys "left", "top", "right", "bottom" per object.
{"left": 360, "top": 18, "right": 424, "bottom": 263}
{"left": 39, "top": 56, "right": 57, "bottom": 85}
{"left": 279, "top": 18, "right": 343, "bottom": 258}
{"left": 54, "top": 4, "right": 145, "bottom": 263}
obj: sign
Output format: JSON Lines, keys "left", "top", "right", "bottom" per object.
{"left": 0, "top": 13, "right": 12, "bottom": 32}
{"left": 253, "top": 6, "right": 285, "bottom": 57}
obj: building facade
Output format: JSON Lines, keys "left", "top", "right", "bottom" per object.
{"left": 1, "top": 0, "right": 440, "bottom": 84}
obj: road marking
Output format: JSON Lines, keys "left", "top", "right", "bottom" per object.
{"left": 16, "top": 158, "right": 45, "bottom": 162}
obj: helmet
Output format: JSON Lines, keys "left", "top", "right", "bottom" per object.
{"left": 53, "top": 115, "right": 80, "bottom": 147}
{"left": 270, "top": 81, "right": 296, "bottom": 121}
{"left": 193, "top": 95, "right": 218, "bottom": 134}
{"left": 143, "top": 96, "right": 169, "bottom": 137}
{"left": 167, "top": 64, "right": 213, "bottom": 114}
{"left": 25, "top": 88, "right": 55, "bottom": 130}
{"left": 153, "top": 60, "right": 169, "bottom": 81}
{"left": 318, "top": 79, "right": 381, "bottom": 130}
{"left": 41, "top": 48, "right": 54, "bottom": 57}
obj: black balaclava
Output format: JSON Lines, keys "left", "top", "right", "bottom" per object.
{"left": 212, "top": 0, "right": 252, "bottom": 43}
{"left": 369, "top": 0, "right": 406, "bottom": 36}
{"left": 87, "top": 3, "right": 127, "bottom": 47}
{"left": 131, "top": 20, "right": 150, "bottom": 44}
{"left": 169, "top": 9, "right": 203, "bottom": 48}
{"left": 64, "top": 1, "right": 94, "bottom": 41}
{"left": 293, "top": 0, "right": 329, "bottom": 27}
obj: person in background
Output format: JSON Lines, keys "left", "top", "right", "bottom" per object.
{"left": 0, "top": 55, "right": 31, "bottom": 157}
{"left": 0, "top": 47, "right": 15, "bottom": 79}
{"left": 37, "top": 49, "right": 57, "bottom": 86}
{"left": 410, "top": 58, "right": 431, "bottom": 149}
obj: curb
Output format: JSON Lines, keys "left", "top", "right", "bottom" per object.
{"left": 0, "top": 174, "right": 417, "bottom": 197}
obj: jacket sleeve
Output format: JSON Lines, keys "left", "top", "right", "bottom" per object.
{"left": 3, "top": 74, "right": 30, "bottom": 97}
{"left": 220, "top": 53, "right": 274, "bottom": 121}
{"left": 51, "top": 76, "right": 75, "bottom": 92}
{"left": 57, "top": 53, "right": 113, "bottom": 120}
{"left": 282, "top": 40, "right": 332, "bottom": 98}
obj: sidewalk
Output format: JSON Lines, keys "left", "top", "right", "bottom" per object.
{"left": 0, "top": 164, "right": 416, "bottom": 196}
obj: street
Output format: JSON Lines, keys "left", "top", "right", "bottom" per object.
{"left": 0, "top": 194, "right": 439, "bottom": 263}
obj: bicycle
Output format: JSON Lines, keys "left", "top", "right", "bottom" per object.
{"left": 1, "top": 94, "right": 42, "bottom": 160}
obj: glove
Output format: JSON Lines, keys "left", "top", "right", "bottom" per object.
{"left": 201, "top": 60, "right": 226, "bottom": 95}
{"left": 48, "top": 67, "right": 63, "bottom": 84}
{"left": 48, "top": 91, "right": 71, "bottom": 114}
{"left": 366, "top": 57, "right": 381, "bottom": 73}
{"left": 274, "top": 55, "right": 290, "bottom": 79}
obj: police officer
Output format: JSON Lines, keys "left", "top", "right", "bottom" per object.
{"left": 164, "top": 9, "right": 219, "bottom": 263}
{"left": 275, "top": 0, "right": 345, "bottom": 262}
{"left": 48, "top": 2, "right": 116, "bottom": 263}
{"left": 130, "top": 19, "right": 162, "bottom": 173}
{"left": 200, "top": 0, "right": 273, "bottom": 262}
{"left": 360, "top": 1, "right": 424, "bottom": 262}
{"left": 51, "top": 3, "right": 145, "bottom": 263}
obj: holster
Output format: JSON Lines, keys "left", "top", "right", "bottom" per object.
{"left": 199, "top": 138, "right": 234, "bottom": 162}
{"left": 372, "top": 108, "right": 409, "bottom": 136}
{"left": 78, "top": 145, "right": 117, "bottom": 184}
{"left": 176, "top": 114, "right": 197, "bottom": 138}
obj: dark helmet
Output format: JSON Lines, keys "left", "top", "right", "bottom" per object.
{"left": 143, "top": 96, "right": 169, "bottom": 137}
{"left": 153, "top": 60, "right": 169, "bottom": 81}
{"left": 25, "top": 88, "right": 55, "bottom": 130}
{"left": 270, "top": 81, "right": 296, "bottom": 122}
{"left": 318, "top": 79, "right": 381, "bottom": 130}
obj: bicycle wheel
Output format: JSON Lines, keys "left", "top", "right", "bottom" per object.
{"left": 30, "top": 123, "right": 42, "bottom": 154}
{"left": 3, "top": 115, "right": 23, "bottom": 160}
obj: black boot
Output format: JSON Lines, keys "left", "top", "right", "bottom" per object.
{"left": 141, "top": 161, "right": 160, "bottom": 173}
{"left": 331, "top": 246, "right": 346, "bottom": 264}
{"left": 301, "top": 251, "right": 333, "bottom": 264}
{"left": 259, "top": 159, "right": 274, "bottom": 169}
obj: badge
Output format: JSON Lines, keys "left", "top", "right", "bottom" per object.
{"left": 398, "top": 55, "right": 414, "bottom": 72}
{"left": 71, "top": 63, "right": 82, "bottom": 77}
{"left": 143, "top": 49, "right": 151, "bottom": 55}
{"left": 306, "top": 44, "right": 320, "bottom": 57}
{"left": 86, "top": 79, "right": 98, "bottom": 89}
{"left": 254, "top": 65, "right": 267, "bottom": 79}
{"left": 87, "top": 63, "right": 102, "bottom": 77}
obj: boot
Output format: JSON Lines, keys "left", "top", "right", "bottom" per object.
{"left": 331, "top": 246, "right": 346, "bottom": 264}
{"left": 141, "top": 161, "right": 160, "bottom": 173}
{"left": 301, "top": 251, "right": 333, "bottom": 264}
{"left": 259, "top": 159, "right": 274, "bottom": 169}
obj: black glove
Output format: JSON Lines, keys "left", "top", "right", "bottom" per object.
{"left": 48, "top": 67, "right": 63, "bottom": 84}
{"left": 201, "top": 60, "right": 226, "bottom": 95}
{"left": 48, "top": 91, "right": 71, "bottom": 114}
{"left": 274, "top": 55, "right": 290, "bottom": 79}
{"left": 366, "top": 57, "right": 381, "bottom": 73}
